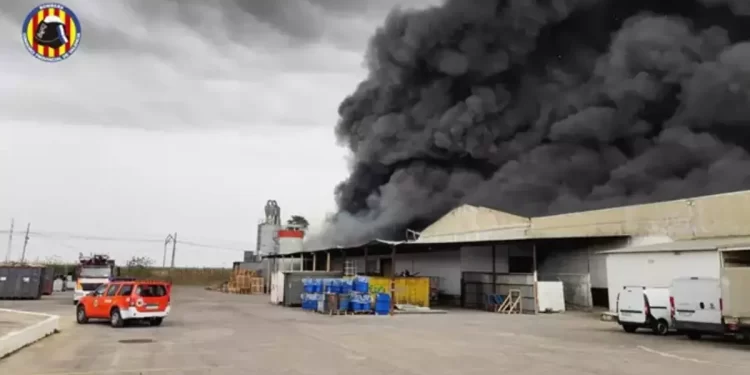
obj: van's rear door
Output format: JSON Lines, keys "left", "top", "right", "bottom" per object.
{"left": 618, "top": 286, "right": 647, "bottom": 324}
{"left": 671, "top": 277, "right": 722, "bottom": 325}
{"left": 644, "top": 287, "right": 670, "bottom": 321}
{"left": 134, "top": 283, "right": 170, "bottom": 312}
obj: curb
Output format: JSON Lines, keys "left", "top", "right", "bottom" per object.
{"left": 0, "top": 309, "right": 60, "bottom": 360}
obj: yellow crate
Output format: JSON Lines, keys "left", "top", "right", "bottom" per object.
{"left": 367, "top": 276, "right": 430, "bottom": 307}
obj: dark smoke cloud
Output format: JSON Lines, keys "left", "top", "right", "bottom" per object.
{"left": 313, "top": 0, "right": 750, "bottom": 248}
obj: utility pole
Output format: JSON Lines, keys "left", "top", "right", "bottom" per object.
{"left": 163, "top": 234, "right": 174, "bottom": 268}
{"left": 20, "top": 222, "right": 31, "bottom": 263}
{"left": 4, "top": 219, "right": 14, "bottom": 262}
{"left": 169, "top": 232, "right": 177, "bottom": 268}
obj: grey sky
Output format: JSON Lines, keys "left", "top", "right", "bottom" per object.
{"left": 0, "top": 0, "right": 438, "bottom": 267}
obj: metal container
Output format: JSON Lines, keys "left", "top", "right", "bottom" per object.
{"left": 282, "top": 271, "right": 343, "bottom": 307}
{"left": 39, "top": 266, "right": 54, "bottom": 295}
{"left": 0, "top": 266, "right": 44, "bottom": 299}
{"left": 369, "top": 276, "right": 431, "bottom": 307}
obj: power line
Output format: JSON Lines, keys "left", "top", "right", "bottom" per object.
{"left": 32, "top": 231, "right": 163, "bottom": 243}
{"left": 0, "top": 230, "right": 252, "bottom": 248}
{"left": 178, "top": 240, "right": 247, "bottom": 252}
{"left": 0, "top": 230, "right": 161, "bottom": 243}
{"left": 5, "top": 229, "right": 251, "bottom": 253}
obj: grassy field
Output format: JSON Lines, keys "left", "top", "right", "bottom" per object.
{"left": 45, "top": 264, "right": 232, "bottom": 286}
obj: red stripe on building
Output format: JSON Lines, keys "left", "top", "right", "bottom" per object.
{"left": 278, "top": 230, "right": 305, "bottom": 238}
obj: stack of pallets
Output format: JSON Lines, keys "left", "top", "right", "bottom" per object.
{"left": 226, "top": 270, "right": 264, "bottom": 294}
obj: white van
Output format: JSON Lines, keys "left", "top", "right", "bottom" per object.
{"left": 617, "top": 286, "right": 672, "bottom": 335}
{"left": 670, "top": 277, "right": 724, "bottom": 340}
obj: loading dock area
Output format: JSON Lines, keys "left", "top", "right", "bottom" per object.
{"left": 266, "top": 235, "right": 625, "bottom": 313}
{"left": 2, "top": 288, "right": 749, "bottom": 375}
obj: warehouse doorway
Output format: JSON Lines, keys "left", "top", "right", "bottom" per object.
{"left": 380, "top": 258, "right": 393, "bottom": 277}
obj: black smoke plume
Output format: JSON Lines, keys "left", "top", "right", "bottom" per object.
{"left": 312, "top": 0, "right": 750, "bottom": 248}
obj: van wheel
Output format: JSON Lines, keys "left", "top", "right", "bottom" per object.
{"left": 110, "top": 308, "right": 124, "bottom": 328}
{"left": 150, "top": 317, "right": 163, "bottom": 326}
{"left": 76, "top": 305, "right": 88, "bottom": 324}
{"left": 652, "top": 319, "right": 669, "bottom": 336}
{"left": 622, "top": 324, "right": 638, "bottom": 333}
{"left": 686, "top": 331, "right": 702, "bottom": 340}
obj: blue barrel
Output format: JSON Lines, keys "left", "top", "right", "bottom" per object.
{"left": 350, "top": 298, "right": 364, "bottom": 312}
{"left": 375, "top": 293, "right": 391, "bottom": 315}
{"left": 338, "top": 294, "right": 350, "bottom": 311}
{"left": 330, "top": 279, "right": 341, "bottom": 294}
{"left": 303, "top": 279, "right": 314, "bottom": 294}
{"left": 313, "top": 279, "right": 322, "bottom": 293}
{"left": 341, "top": 280, "right": 352, "bottom": 294}
{"left": 330, "top": 279, "right": 338, "bottom": 293}
{"left": 355, "top": 277, "right": 369, "bottom": 293}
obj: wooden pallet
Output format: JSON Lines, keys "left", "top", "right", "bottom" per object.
{"left": 225, "top": 276, "right": 264, "bottom": 294}
{"left": 318, "top": 308, "right": 350, "bottom": 316}
{"left": 347, "top": 310, "right": 373, "bottom": 315}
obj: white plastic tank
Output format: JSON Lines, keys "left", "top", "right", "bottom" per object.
{"left": 278, "top": 229, "right": 304, "bottom": 254}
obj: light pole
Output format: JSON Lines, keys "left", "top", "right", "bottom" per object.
{"left": 163, "top": 234, "right": 174, "bottom": 268}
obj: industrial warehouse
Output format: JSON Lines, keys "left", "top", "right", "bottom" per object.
{"left": 259, "top": 190, "right": 750, "bottom": 315}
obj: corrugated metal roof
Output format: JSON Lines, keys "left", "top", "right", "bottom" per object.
{"left": 288, "top": 190, "right": 750, "bottom": 255}
{"left": 529, "top": 190, "right": 750, "bottom": 240}
{"left": 416, "top": 204, "right": 530, "bottom": 243}
{"left": 598, "top": 236, "right": 750, "bottom": 254}
{"left": 266, "top": 239, "right": 402, "bottom": 257}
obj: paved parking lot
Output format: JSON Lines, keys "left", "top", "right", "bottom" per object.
{"left": 0, "top": 310, "right": 47, "bottom": 338}
{"left": 1, "top": 287, "right": 749, "bottom": 374}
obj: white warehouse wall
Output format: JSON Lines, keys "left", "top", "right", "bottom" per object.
{"left": 396, "top": 251, "right": 461, "bottom": 296}
{"left": 538, "top": 248, "right": 589, "bottom": 275}
{"left": 605, "top": 250, "right": 720, "bottom": 312}
{"left": 460, "top": 245, "right": 510, "bottom": 273}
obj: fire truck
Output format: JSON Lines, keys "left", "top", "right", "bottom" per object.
{"left": 73, "top": 253, "right": 118, "bottom": 305}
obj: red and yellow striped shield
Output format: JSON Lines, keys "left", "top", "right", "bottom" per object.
{"left": 22, "top": 3, "right": 81, "bottom": 62}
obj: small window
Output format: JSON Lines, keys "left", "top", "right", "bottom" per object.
{"left": 118, "top": 284, "right": 134, "bottom": 296}
{"left": 105, "top": 284, "right": 119, "bottom": 297}
{"left": 93, "top": 284, "right": 108, "bottom": 295}
{"left": 136, "top": 284, "right": 167, "bottom": 297}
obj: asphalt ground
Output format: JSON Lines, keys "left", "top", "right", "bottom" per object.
{"left": 0, "top": 287, "right": 748, "bottom": 375}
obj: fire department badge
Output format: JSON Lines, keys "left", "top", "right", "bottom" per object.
{"left": 21, "top": 3, "right": 82, "bottom": 62}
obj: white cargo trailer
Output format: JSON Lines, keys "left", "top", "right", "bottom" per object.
{"left": 719, "top": 246, "right": 750, "bottom": 338}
